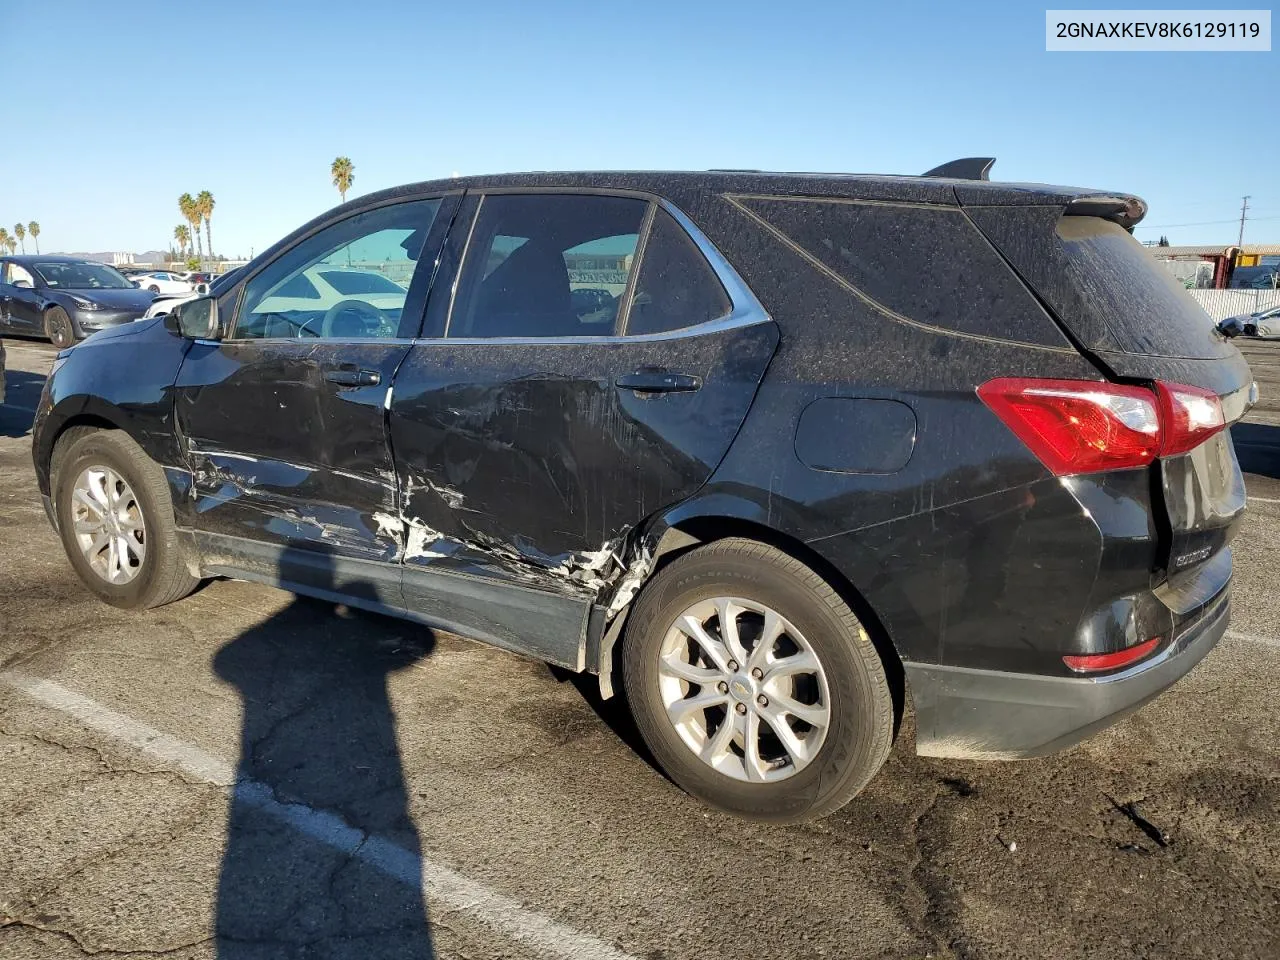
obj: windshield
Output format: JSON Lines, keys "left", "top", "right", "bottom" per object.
{"left": 35, "top": 261, "right": 135, "bottom": 290}
{"left": 318, "top": 270, "right": 405, "bottom": 295}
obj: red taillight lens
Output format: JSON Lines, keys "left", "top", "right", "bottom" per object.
{"left": 1155, "top": 381, "right": 1226, "bottom": 457}
{"left": 979, "top": 377, "right": 1227, "bottom": 475}
{"left": 977, "top": 377, "right": 1160, "bottom": 476}
{"left": 1063, "top": 637, "right": 1161, "bottom": 673}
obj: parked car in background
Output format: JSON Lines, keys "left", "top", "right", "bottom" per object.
{"left": 31, "top": 166, "right": 1251, "bottom": 822}
{"left": 130, "top": 272, "right": 194, "bottom": 295}
{"left": 1219, "top": 305, "right": 1280, "bottom": 339}
{"left": 0, "top": 256, "right": 157, "bottom": 348}
{"left": 1257, "top": 306, "right": 1280, "bottom": 337}
{"left": 142, "top": 267, "right": 245, "bottom": 319}
{"left": 250, "top": 264, "right": 407, "bottom": 316}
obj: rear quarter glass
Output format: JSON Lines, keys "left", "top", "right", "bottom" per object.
{"left": 732, "top": 196, "right": 1070, "bottom": 348}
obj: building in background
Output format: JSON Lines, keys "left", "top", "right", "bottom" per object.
{"left": 1149, "top": 244, "right": 1280, "bottom": 290}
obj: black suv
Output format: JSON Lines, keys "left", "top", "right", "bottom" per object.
{"left": 32, "top": 164, "right": 1251, "bottom": 821}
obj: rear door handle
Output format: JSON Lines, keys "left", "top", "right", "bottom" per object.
{"left": 323, "top": 364, "right": 381, "bottom": 387}
{"left": 615, "top": 370, "right": 702, "bottom": 394}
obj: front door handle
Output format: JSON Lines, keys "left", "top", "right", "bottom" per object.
{"left": 615, "top": 370, "right": 703, "bottom": 395}
{"left": 323, "top": 364, "right": 381, "bottom": 387}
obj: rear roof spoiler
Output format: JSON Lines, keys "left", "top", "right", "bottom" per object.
{"left": 1063, "top": 195, "right": 1148, "bottom": 229}
{"left": 922, "top": 157, "right": 996, "bottom": 180}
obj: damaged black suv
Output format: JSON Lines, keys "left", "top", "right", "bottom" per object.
{"left": 33, "top": 161, "right": 1251, "bottom": 821}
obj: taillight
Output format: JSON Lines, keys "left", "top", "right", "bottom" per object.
{"left": 1155, "top": 381, "right": 1226, "bottom": 457}
{"left": 977, "top": 378, "right": 1160, "bottom": 475}
{"left": 1063, "top": 637, "right": 1161, "bottom": 673}
{"left": 978, "top": 377, "right": 1226, "bottom": 476}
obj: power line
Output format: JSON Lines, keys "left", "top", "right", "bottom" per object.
{"left": 1137, "top": 213, "right": 1280, "bottom": 230}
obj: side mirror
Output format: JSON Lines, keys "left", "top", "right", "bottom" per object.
{"left": 131, "top": 280, "right": 141, "bottom": 288}
{"left": 165, "top": 296, "right": 221, "bottom": 340}
{"left": 13, "top": 278, "right": 32, "bottom": 289}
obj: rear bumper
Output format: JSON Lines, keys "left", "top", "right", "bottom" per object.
{"left": 905, "top": 583, "right": 1230, "bottom": 759}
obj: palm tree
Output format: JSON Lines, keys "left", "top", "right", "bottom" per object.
{"left": 196, "top": 190, "right": 215, "bottom": 263}
{"left": 0, "top": 229, "right": 9, "bottom": 254}
{"left": 4, "top": 236, "right": 14, "bottom": 256}
{"left": 179, "top": 193, "right": 203, "bottom": 262}
{"left": 331, "top": 156, "right": 354, "bottom": 203}
{"left": 27, "top": 221, "right": 39, "bottom": 253}
{"left": 174, "top": 224, "right": 191, "bottom": 258}
{"left": 13, "top": 223, "right": 25, "bottom": 253}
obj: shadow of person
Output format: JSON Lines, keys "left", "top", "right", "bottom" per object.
{"left": 1232, "top": 422, "right": 1280, "bottom": 479}
{"left": 212, "top": 543, "right": 437, "bottom": 958}
{"left": 0, "top": 367, "right": 47, "bottom": 438}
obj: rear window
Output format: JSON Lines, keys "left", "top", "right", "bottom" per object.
{"left": 737, "top": 196, "right": 1065, "bottom": 347}
{"left": 1051, "top": 217, "right": 1230, "bottom": 359}
{"left": 965, "top": 206, "right": 1232, "bottom": 360}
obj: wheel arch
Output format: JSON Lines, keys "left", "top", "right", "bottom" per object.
{"left": 599, "top": 498, "right": 907, "bottom": 733}
{"left": 36, "top": 403, "right": 130, "bottom": 496}
{"left": 42, "top": 300, "right": 78, "bottom": 335}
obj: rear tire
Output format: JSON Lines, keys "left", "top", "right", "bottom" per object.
{"left": 147, "top": 284, "right": 160, "bottom": 293}
{"left": 622, "top": 537, "right": 895, "bottom": 822}
{"left": 44, "top": 306, "right": 75, "bottom": 349}
{"left": 52, "top": 428, "right": 199, "bottom": 609}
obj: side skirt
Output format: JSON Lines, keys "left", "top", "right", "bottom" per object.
{"left": 190, "top": 531, "right": 594, "bottom": 671}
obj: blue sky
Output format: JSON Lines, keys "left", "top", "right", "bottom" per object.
{"left": 2, "top": 1, "right": 1275, "bottom": 256}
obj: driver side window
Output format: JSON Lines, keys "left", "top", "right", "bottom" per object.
{"left": 3, "top": 262, "right": 34, "bottom": 286}
{"left": 234, "top": 198, "right": 441, "bottom": 340}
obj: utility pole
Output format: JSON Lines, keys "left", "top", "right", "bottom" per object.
{"left": 1238, "top": 195, "right": 1250, "bottom": 246}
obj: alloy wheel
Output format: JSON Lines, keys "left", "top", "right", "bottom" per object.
{"left": 47, "top": 310, "right": 74, "bottom": 349}
{"left": 70, "top": 465, "right": 147, "bottom": 584}
{"left": 657, "top": 596, "right": 831, "bottom": 782}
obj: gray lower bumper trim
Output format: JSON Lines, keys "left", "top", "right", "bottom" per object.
{"left": 905, "top": 590, "right": 1230, "bottom": 759}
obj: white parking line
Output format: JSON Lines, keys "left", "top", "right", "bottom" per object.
{"left": 0, "top": 671, "right": 639, "bottom": 960}
{"left": 1225, "top": 629, "right": 1280, "bottom": 649}
{"left": 1249, "top": 496, "right": 1280, "bottom": 504}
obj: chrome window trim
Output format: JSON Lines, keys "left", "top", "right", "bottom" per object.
{"left": 208, "top": 196, "right": 772, "bottom": 349}
{"left": 425, "top": 195, "right": 771, "bottom": 346}
{"left": 213, "top": 337, "right": 418, "bottom": 346}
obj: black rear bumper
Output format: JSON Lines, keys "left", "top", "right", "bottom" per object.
{"left": 905, "top": 582, "right": 1230, "bottom": 759}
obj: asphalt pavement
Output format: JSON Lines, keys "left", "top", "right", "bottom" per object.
{"left": 1, "top": 335, "right": 1277, "bottom": 959}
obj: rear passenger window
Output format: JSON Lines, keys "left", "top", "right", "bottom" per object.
{"left": 627, "top": 209, "right": 732, "bottom": 335}
{"left": 449, "top": 194, "right": 646, "bottom": 339}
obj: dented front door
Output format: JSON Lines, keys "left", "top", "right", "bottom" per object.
{"left": 380, "top": 190, "right": 780, "bottom": 668}
{"left": 172, "top": 196, "right": 451, "bottom": 600}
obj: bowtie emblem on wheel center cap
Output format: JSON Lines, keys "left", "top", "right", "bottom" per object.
{"left": 729, "top": 677, "right": 753, "bottom": 702}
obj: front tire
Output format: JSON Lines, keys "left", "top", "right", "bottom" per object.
{"left": 52, "top": 428, "right": 199, "bottom": 609}
{"left": 45, "top": 306, "right": 75, "bottom": 349}
{"left": 622, "top": 537, "right": 895, "bottom": 822}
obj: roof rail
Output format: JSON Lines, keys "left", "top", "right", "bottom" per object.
{"left": 921, "top": 157, "right": 996, "bottom": 180}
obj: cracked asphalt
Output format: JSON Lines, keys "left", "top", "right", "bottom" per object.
{"left": 1, "top": 336, "right": 1278, "bottom": 959}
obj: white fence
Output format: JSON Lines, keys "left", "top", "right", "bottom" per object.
{"left": 1187, "top": 288, "right": 1280, "bottom": 322}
